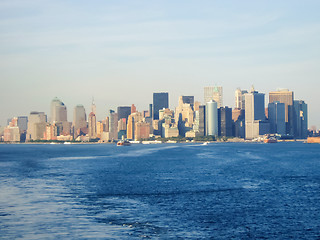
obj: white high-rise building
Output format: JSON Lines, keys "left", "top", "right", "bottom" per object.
{"left": 205, "top": 100, "right": 218, "bottom": 136}
{"left": 204, "top": 86, "right": 223, "bottom": 108}
{"left": 235, "top": 88, "right": 248, "bottom": 109}
{"left": 50, "top": 97, "right": 67, "bottom": 123}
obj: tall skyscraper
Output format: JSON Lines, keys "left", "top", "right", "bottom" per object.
{"left": 109, "top": 110, "right": 118, "bottom": 140}
{"left": 17, "top": 116, "right": 28, "bottom": 132}
{"left": 88, "top": 112, "right": 97, "bottom": 139}
{"left": 50, "top": 97, "right": 67, "bottom": 123}
{"left": 269, "top": 89, "right": 294, "bottom": 134}
{"left": 235, "top": 88, "right": 247, "bottom": 109}
{"left": 73, "top": 105, "right": 87, "bottom": 137}
{"left": 117, "top": 106, "right": 131, "bottom": 121}
{"left": 293, "top": 100, "right": 308, "bottom": 139}
{"left": 232, "top": 108, "right": 245, "bottom": 138}
{"left": 268, "top": 102, "right": 286, "bottom": 135}
{"left": 245, "top": 88, "right": 269, "bottom": 139}
{"left": 205, "top": 100, "right": 218, "bottom": 136}
{"left": 218, "top": 107, "right": 233, "bottom": 137}
{"left": 149, "top": 104, "right": 153, "bottom": 118}
{"left": 204, "top": 86, "right": 223, "bottom": 108}
{"left": 153, "top": 92, "right": 169, "bottom": 120}
{"left": 127, "top": 115, "right": 135, "bottom": 140}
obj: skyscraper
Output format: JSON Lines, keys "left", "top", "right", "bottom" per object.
{"left": 205, "top": 100, "right": 218, "bottom": 136}
{"left": 27, "top": 112, "right": 47, "bottom": 141}
{"left": 109, "top": 110, "right": 118, "bottom": 140}
{"left": 88, "top": 112, "right": 97, "bottom": 139}
{"left": 218, "top": 107, "right": 233, "bottom": 137}
{"left": 268, "top": 102, "right": 286, "bottom": 135}
{"left": 204, "top": 86, "right": 223, "bottom": 108}
{"left": 17, "top": 116, "right": 28, "bottom": 133}
{"left": 153, "top": 92, "right": 169, "bottom": 120}
{"left": 235, "top": 88, "right": 247, "bottom": 109}
{"left": 293, "top": 100, "right": 308, "bottom": 139}
{"left": 117, "top": 106, "right": 131, "bottom": 121}
{"left": 127, "top": 115, "right": 135, "bottom": 140}
{"left": 73, "top": 105, "right": 87, "bottom": 137}
{"left": 245, "top": 88, "right": 269, "bottom": 139}
{"left": 50, "top": 97, "right": 67, "bottom": 123}
{"left": 269, "top": 89, "right": 294, "bottom": 134}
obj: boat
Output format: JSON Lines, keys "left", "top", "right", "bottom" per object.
{"left": 202, "top": 141, "right": 209, "bottom": 145}
{"left": 264, "top": 137, "right": 277, "bottom": 143}
{"left": 117, "top": 140, "right": 131, "bottom": 146}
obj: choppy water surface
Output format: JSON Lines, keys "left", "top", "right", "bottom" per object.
{"left": 0, "top": 143, "right": 320, "bottom": 239}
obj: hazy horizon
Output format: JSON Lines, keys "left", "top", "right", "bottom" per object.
{"left": 1, "top": 0, "right": 320, "bottom": 128}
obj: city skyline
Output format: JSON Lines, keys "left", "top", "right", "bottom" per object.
{"left": 1, "top": 1, "right": 320, "bottom": 127}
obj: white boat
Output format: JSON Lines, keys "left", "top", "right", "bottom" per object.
{"left": 202, "top": 141, "right": 209, "bottom": 145}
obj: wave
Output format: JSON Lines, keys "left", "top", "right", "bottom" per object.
{"left": 114, "top": 145, "right": 178, "bottom": 158}
{"left": 49, "top": 156, "right": 100, "bottom": 160}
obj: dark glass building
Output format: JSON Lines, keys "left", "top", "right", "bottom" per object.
{"left": 117, "top": 106, "right": 131, "bottom": 121}
{"left": 153, "top": 92, "right": 169, "bottom": 120}
{"left": 218, "top": 107, "right": 233, "bottom": 137}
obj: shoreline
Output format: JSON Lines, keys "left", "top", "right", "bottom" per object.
{"left": 0, "top": 139, "right": 308, "bottom": 145}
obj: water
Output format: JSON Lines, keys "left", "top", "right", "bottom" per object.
{"left": 0, "top": 142, "right": 320, "bottom": 239}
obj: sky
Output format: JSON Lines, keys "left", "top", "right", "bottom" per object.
{"left": 1, "top": 0, "right": 320, "bottom": 128}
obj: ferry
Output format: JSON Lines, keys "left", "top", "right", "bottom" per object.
{"left": 263, "top": 135, "right": 278, "bottom": 143}
{"left": 117, "top": 140, "right": 131, "bottom": 146}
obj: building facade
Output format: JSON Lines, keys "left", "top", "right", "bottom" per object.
{"left": 205, "top": 100, "right": 218, "bottom": 136}
{"left": 153, "top": 92, "right": 169, "bottom": 120}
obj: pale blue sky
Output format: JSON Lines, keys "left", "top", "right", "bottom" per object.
{"left": 1, "top": 0, "right": 320, "bottom": 127}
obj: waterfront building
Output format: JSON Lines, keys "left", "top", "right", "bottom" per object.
{"left": 4, "top": 126, "right": 20, "bottom": 142}
{"left": 135, "top": 121, "right": 150, "bottom": 140}
{"left": 198, "top": 105, "right": 206, "bottom": 136}
{"left": 73, "top": 105, "right": 87, "bottom": 137}
{"left": 109, "top": 110, "right": 118, "bottom": 140}
{"left": 204, "top": 86, "right": 223, "bottom": 108}
{"left": 232, "top": 109, "right": 245, "bottom": 138}
{"left": 50, "top": 97, "right": 67, "bottom": 123}
{"left": 162, "top": 123, "right": 179, "bottom": 138}
{"left": 45, "top": 124, "right": 58, "bottom": 140}
{"left": 268, "top": 102, "right": 286, "bottom": 135}
{"left": 88, "top": 112, "right": 97, "bottom": 139}
{"left": 96, "top": 121, "right": 104, "bottom": 139}
{"left": 218, "top": 107, "right": 233, "bottom": 137}
{"left": 175, "top": 96, "right": 195, "bottom": 136}
{"left": 117, "top": 106, "right": 131, "bottom": 121}
{"left": 127, "top": 115, "right": 134, "bottom": 140}
{"left": 153, "top": 92, "right": 169, "bottom": 120}
{"left": 205, "top": 100, "right": 218, "bottom": 136}
{"left": 269, "top": 89, "right": 294, "bottom": 134}
{"left": 293, "top": 100, "right": 308, "bottom": 139}
{"left": 27, "top": 112, "right": 47, "bottom": 141}
{"left": 245, "top": 88, "right": 269, "bottom": 139}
